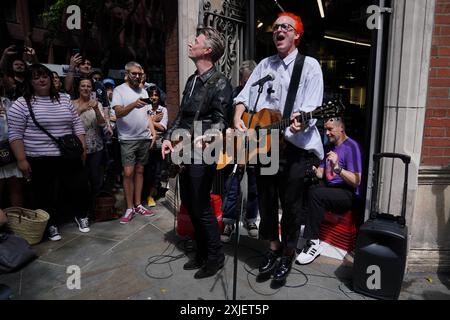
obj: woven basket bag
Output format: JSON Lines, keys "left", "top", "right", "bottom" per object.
{"left": 4, "top": 207, "right": 50, "bottom": 245}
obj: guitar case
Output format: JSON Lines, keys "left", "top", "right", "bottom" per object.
{"left": 353, "top": 153, "right": 410, "bottom": 300}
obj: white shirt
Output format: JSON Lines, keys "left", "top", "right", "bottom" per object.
{"left": 148, "top": 105, "right": 168, "bottom": 130}
{"left": 111, "top": 83, "right": 151, "bottom": 141}
{"left": 234, "top": 49, "right": 324, "bottom": 159}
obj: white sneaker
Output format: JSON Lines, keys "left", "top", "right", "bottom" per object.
{"left": 296, "top": 239, "right": 323, "bottom": 265}
{"left": 74, "top": 217, "right": 90, "bottom": 233}
{"left": 48, "top": 225, "right": 62, "bottom": 241}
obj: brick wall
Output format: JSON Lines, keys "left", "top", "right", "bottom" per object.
{"left": 421, "top": 0, "right": 450, "bottom": 166}
{"left": 164, "top": 0, "right": 179, "bottom": 123}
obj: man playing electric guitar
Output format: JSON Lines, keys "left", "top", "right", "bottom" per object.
{"left": 161, "top": 27, "right": 233, "bottom": 279}
{"left": 233, "top": 12, "right": 324, "bottom": 284}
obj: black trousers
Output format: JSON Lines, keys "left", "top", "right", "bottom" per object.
{"left": 142, "top": 148, "right": 163, "bottom": 199}
{"left": 256, "top": 143, "right": 318, "bottom": 249}
{"left": 27, "top": 156, "right": 90, "bottom": 226}
{"left": 303, "top": 185, "right": 355, "bottom": 240}
{"left": 179, "top": 163, "right": 224, "bottom": 266}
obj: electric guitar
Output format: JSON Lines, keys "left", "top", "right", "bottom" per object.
{"left": 216, "top": 100, "right": 345, "bottom": 170}
{"left": 166, "top": 133, "right": 220, "bottom": 178}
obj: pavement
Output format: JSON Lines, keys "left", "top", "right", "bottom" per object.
{"left": 0, "top": 195, "right": 449, "bottom": 301}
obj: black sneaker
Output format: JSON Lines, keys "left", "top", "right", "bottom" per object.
{"left": 48, "top": 225, "right": 61, "bottom": 241}
{"left": 74, "top": 217, "right": 90, "bottom": 233}
{"left": 244, "top": 220, "right": 258, "bottom": 238}
{"left": 220, "top": 224, "right": 235, "bottom": 243}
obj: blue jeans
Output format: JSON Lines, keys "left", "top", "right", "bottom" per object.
{"left": 222, "top": 166, "right": 258, "bottom": 224}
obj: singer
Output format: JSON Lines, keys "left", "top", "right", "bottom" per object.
{"left": 233, "top": 12, "right": 324, "bottom": 284}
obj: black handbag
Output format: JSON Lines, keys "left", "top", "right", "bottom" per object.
{"left": 26, "top": 100, "right": 84, "bottom": 160}
{"left": 0, "top": 139, "right": 16, "bottom": 167}
{"left": 0, "top": 232, "right": 37, "bottom": 274}
{"left": 57, "top": 134, "right": 84, "bottom": 160}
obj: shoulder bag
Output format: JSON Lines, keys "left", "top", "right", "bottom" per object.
{"left": 26, "top": 99, "right": 84, "bottom": 160}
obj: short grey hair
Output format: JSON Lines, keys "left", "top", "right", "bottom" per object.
{"left": 239, "top": 60, "right": 257, "bottom": 78}
{"left": 325, "top": 117, "right": 346, "bottom": 130}
{"left": 124, "top": 61, "right": 143, "bottom": 72}
{"left": 197, "top": 27, "right": 225, "bottom": 63}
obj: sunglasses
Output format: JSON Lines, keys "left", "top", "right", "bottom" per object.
{"left": 272, "top": 23, "right": 296, "bottom": 33}
{"left": 128, "top": 72, "right": 144, "bottom": 77}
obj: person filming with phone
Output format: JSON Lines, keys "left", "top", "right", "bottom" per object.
{"left": 64, "top": 51, "right": 112, "bottom": 135}
{"left": 72, "top": 77, "right": 107, "bottom": 217}
{"left": 0, "top": 45, "right": 38, "bottom": 100}
{"left": 111, "top": 61, "right": 157, "bottom": 224}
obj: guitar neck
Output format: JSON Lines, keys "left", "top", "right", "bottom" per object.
{"left": 261, "top": 112, "right": 314, "bottom": 131}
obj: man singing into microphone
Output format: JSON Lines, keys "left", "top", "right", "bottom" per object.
{"left": 233, "top": 12, "right": 324, "bottom": 283}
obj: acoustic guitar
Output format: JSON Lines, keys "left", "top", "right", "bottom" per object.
{"left": 216, "top": 100, "right": 345, "bottom": 170}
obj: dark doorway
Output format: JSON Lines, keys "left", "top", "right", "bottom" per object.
{"left": 253, "top": 0, "right": 374, "bottom": 145}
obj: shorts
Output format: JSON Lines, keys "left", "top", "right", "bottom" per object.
{"left": 120, "top": 140, "right": 151, "bottom": 167}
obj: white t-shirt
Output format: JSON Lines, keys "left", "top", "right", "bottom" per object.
{"left": 111, "top": 83, "right": 151, "bottom": 141}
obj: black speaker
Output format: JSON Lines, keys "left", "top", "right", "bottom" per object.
{"left": 353, "top": 216, "right": 407, "bottom": 299}
{"left": 353, "top": 153, "right": 410, "bottom": 300}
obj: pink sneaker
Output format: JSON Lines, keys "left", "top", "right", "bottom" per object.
{"left": 134, "top": 204, "right": 155, "bottom": 217}
{"left": 120, "top": 208, "right": 135, "bottom": 224}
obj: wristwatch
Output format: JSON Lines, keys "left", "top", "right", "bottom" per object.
{"left": 333, "top": 166, "right": 343, "bottom": 175}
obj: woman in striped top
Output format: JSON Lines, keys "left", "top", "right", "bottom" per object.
{"left": 7, "top": 64, "right": 91, "bottom": 241}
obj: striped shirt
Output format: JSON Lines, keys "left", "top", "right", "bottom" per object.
{"left": 7, "top": 95, "right": 85, "bottom": 157}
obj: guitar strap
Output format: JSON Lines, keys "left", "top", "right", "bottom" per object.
{"left": 282, "top": 52, "right": 305, "bottom": 120}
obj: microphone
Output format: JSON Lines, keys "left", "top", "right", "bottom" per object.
{"left": 251, "top": 73, "right": 275, "bottom": 87}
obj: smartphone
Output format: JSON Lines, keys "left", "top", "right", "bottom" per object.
{"left": 72, "top": 48, "right": 80, "bottom": 56}
{"left": 16, "top": 45, "right": 25, "bottom": 55}
{"left": 140, "top": 98, "right": 152, "bottom": 104}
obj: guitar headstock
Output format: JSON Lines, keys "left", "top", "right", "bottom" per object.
{"left": 313, "top": 100, "right": 345, "bottom": 120}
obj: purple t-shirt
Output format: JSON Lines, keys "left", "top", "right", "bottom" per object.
{"left": 320, "top": 137, "right": 362, "bottom": 192}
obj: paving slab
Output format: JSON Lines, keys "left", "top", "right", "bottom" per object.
{"left": 1, "top": 199, "right": 449, "bottom": 301}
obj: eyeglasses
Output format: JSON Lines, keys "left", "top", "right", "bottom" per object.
{"left": 272, "top": 23, "right": 296, "bottom": 33}
{"left": 128, "top": 72, "right": 144, "bottom": 77}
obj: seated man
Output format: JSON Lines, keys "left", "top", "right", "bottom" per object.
{"left": 296, "top": 117, "right": 362, "bottom": 265}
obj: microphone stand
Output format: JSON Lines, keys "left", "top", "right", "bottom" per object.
{"left": 232, "top": 81, "right": 265, "bottom": 300}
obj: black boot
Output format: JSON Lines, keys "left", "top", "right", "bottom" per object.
{"left": 273, "top": 254, "right": 295, "bottom": 282}
{"left": 193, "top": 260, "right": 224, "bottom": 279}
{"left": 183, "top": 256, "right": 205, "bottom": 270}
{"left": 258, "top": 249, "right": 282, "bottom": 275}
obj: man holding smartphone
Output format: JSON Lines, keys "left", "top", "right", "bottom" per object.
{"left": 111, "top": 61, "right": 157, "bottom": 224}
